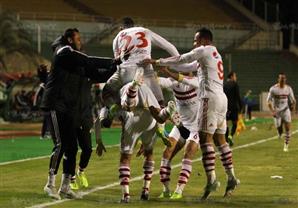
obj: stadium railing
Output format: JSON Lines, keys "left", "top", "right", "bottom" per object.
{"left": 133, "top": 17, "right": 258, "bottom": 30}
{"left": 16, "top": 11, "right": 258, "bottom": 31}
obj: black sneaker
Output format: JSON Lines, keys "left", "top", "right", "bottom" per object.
{"left": 140, "top": 189, "right": 149, "bottom": 201}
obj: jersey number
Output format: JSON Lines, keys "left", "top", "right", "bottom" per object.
{"left": 120, "top": 32, "right": 148, "bottom": 52}
{"left": 217, "top": 61, "right": 224, "bottom": 80}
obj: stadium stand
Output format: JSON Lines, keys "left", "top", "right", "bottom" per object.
{"left": 0, "top": 0, "right": 297, "bottom": 121}
{"left": 0, "top": 0, "right": 252, "bottom": 24}
{"left": 0, "top": 0, "right": 104, "bottom": 22}
{"left": 77, "top": 0, "right": 250, "bottom": 25}
{"left": 0, "top": 0, "right": 78, "bottom": 15}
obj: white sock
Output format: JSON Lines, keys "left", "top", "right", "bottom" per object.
{"left": 60, "top": 173, "right": 71, "bottom": 191}
{"left": 47, "top": 174, "right": 56, "bottom": 187}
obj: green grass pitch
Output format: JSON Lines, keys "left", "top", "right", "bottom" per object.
{"left": 0, "top": 119, "right": 297, "bottom": 208}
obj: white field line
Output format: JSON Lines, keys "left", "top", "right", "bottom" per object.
{"left": 0, "top": 144, "right": 120, "bottom": 166}
{"left": 27, "top": 129, "right": 298, "bottom": 208}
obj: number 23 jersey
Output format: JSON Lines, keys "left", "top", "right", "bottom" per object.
{"left": 113, "top": 26, "right": 179, "bottom": 66}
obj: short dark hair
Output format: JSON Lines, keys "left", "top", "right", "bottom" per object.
{"left": 227, "top": 71, "right": 235, "bottom": 79}
{"left": 63, "top": 28, "right": 79, "bottom": 40}
{"left": 196, "top": 27, "right": 213, "bottom": 41}
{"left": 278, "top": 72, "right": 285, "bottom": 76}
{"left": 122, "top": 17, "right": 134, "bottom": 28}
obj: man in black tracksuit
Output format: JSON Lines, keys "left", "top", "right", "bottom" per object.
{"left": 223, "top": 71, "right": 242, "bottom": 146}
{"left": 41, "top": 28, "right": 120, "bottom": 199}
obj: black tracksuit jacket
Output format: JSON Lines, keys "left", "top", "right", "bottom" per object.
{"left": 41, "top": 45, "right": 118, "bottom": 124}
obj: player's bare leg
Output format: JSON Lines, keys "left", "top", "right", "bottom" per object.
{"left": 213, "top": 133, "right": 240, "bottom": 197}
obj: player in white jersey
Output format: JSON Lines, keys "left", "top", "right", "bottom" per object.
{"left": 101, "top": 81, "right": 159, "bottom": 203}
{"left": 156, "top": 66, "right": 201, "bottom": 199}
{"left": 267, "top": 73, "right": 296, "bottom": 152}
{"left": 118, "top": 82, "right": 159, "bottom": 203}
{"left": 109, "top": 17, "right": 179, "bottom": 105}
{"left": 107, "top": 17, "right": 180, "bottom": 144}
{"left": 101, "top": 77, "right": 178, "bottom": 203}
{"left": 142, "top": 28, "right": 240, "bottom": 200}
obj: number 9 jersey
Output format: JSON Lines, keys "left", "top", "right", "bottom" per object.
{"left": 159, "top": 45, "right": 224, "bottom": 99}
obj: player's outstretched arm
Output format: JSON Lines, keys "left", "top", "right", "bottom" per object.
{"left": 150, "top": 30, "right": 179, "bottom": 56}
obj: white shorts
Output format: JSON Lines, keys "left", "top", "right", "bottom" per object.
{"left": 274, "top": 108, "right": 291, "bottom": 127}
{"left": 120, "top": 110, "right": 157, "bottom": 154}
{"left": 108, "top": 65, "right": 164, "bottom": 102}
{"left": 120, "top": 82, "right": 160, "bottom": 109}
{"left": 169, "top": 126, "right": 200, "bottom": 144}
{"left": 178, "top": 104, "right": 200, "bottom": 132}
{"left": 198, "top": 94, "right": 227, "bottom": 134}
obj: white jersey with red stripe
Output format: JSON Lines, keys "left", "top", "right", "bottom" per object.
{"left": 159, "top": 76, "right": 199, "bottom": 132}
{"left": 159, "top": 45, "right": 225, "bottom": 99}
{"left": 113, "top": 26, "right": 179, "bottom": 78}
{"left": 267, "top": 84, "right": 295, "bottom": 112}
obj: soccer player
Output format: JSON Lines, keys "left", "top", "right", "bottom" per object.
{"left": 142, "top": 28, "right": 240, "bottom": 199}
{"left": 267, "top": 73, "right": 296, "bottom": 152}
{"left": 106, "top": 17, "right": 181, "bottom": 143}
{"left": 110, "top": 17, "right": 179, "bottom": 105}
{"left": 224, "top": 71, "right": 242, "bottom": 146}
{"left": 117, "top": 81, "right": 168, "bottom": 203}
{"left": 156, "top": 66, "right": 200, "bottom": 199}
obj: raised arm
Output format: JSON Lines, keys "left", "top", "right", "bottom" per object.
{"left": 158, "top": 77, "right": 175, "bottom": 89}
{"left": 169, "top": 61, "right": 199, "bottom": 73}
{"left": 141, "top": 46, "right": 205, "bottom": 67}
{"left": 158, "top": 46, "right": 205, "bottom": 65}
{"left": 150, "top": 30, "right": 179, "bottom": 56}
{"left": 57, "top": 46, "right": 119, "bottom": 82}
{"left": 84, "top": 57, "right": 119, "bottom": 83}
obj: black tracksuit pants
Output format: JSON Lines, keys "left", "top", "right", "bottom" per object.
{"left": 48, "top": 111, "right": 92, "bottom": 176}
{"left": 48, "top": 110, "right": 78, "bottom": 176}
{"left": 77, "top": 125, "right": 92, "bottom": 170}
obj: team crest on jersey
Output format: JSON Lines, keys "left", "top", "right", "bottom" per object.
{"left": 213, "top": 51, "right": 219, "bottom": 59}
